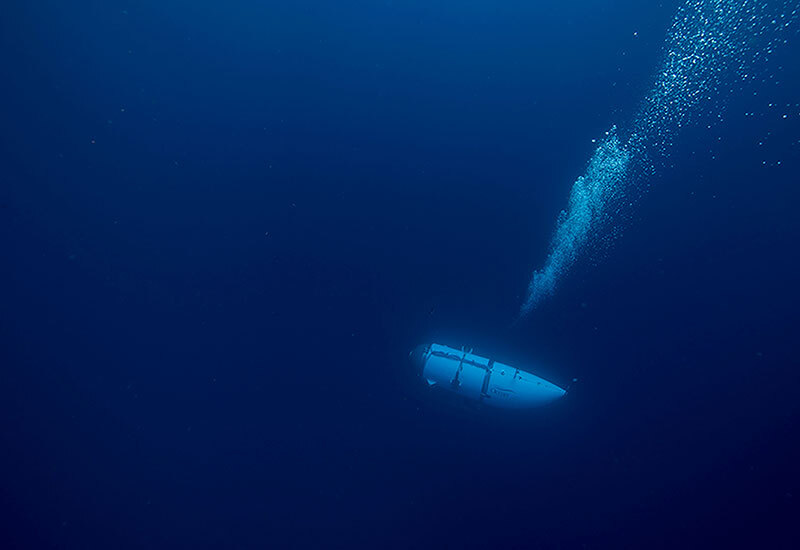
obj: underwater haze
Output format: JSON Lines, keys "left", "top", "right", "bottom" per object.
{"left": 2, "top": 1, "right": 799, "bottom": 548}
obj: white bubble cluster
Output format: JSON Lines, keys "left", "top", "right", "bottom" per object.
{"left": 632, "top": 0, "right": 797, "bottom": 156}
{"left": 520, "top": 0, "right": 798, "bottom": 317}
{"left": 520, "top": 132, "right": 630, "bottom": 314}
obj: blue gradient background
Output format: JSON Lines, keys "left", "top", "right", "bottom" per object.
{"left": 1, "top": 1, "right": 798, "bottom": 548}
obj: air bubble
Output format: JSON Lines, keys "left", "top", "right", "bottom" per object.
{"left": 520, "top": 0, "right": 798, "bottom": 317}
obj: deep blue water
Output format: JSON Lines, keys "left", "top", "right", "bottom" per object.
{"left": 2, "top": 1, "right": 799, "bottom": 548}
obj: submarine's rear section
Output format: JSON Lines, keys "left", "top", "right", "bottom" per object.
{"left": 411, "top": 344, "right": 566, "bottom": 409}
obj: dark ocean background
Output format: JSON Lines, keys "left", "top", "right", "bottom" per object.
{"left": 2, "top": 1, "right": 799, "bottom": 548}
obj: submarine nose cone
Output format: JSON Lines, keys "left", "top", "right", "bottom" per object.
{"left": 409, "top": 344, "right": 429, "bottom": 373}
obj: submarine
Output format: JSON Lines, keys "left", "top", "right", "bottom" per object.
{"left": 410, "top": 343, "right": 567, "bottom": 408}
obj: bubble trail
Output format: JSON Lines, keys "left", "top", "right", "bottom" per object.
{"left": 519, "top": 0, "right": 798, "bottom": 318}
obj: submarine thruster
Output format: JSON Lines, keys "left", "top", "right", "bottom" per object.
{"left": 410, "top": 343, "right": 566, "bottom": 408}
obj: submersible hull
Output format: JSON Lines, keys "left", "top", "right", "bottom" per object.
{"left": 411, "top": 344, "right": 566, "bottom": 408}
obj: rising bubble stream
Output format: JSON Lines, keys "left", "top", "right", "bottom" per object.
{"left": 520, "top": 0, "right": 798, "bottom": 317}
